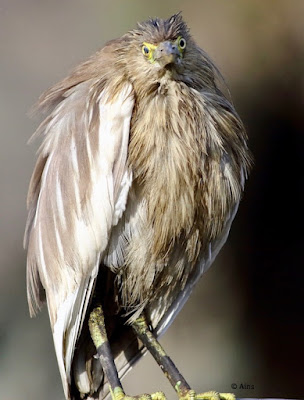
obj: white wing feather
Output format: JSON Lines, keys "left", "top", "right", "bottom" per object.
{"left": 25, "top": 81, "right": 134, "bottom": 398}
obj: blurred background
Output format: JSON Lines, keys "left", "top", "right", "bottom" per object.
{"left": 0, "top": 1, "right": 303, "bottom": 399}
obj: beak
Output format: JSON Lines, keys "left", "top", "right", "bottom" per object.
{"left": 154, "top": 41, "right": 181, "bottom": 67}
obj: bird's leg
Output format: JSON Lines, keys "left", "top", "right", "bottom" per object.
{"left": 88, "top": 305, "right": 121, "bottom": 394}
{"left": 88, "top": 305, "right": 165, "bottom": 400}
{"left": 131, "top": 315, "right": 190, "bottom": 395}
{"left": 131, "top": 315, "right": 235, "bottom": 400}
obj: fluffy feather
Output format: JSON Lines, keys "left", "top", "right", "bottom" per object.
{"left": 25, "top": 13, "right": 251, "bottom": 400}
{"left": 25, "top": 80, "right": 134, "bottom": 398}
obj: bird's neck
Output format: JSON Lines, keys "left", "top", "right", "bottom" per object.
{"left": 128, "top": 81, "right": 206, "bottom": 255}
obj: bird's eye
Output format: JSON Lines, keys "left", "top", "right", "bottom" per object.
{"left": 178, "top": 37, "right": 186, "bottom": 50}
{"left": 142, "top": 42, "right": 157, "bottom": 63}
{"left": 142, "top": 45, "right": 150, "bottom": 56}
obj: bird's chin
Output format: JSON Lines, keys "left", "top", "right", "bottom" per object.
{"left": 164, "top": 62, "right": 175, "bottom": 70}
{"left": 159, "top": 63, "right": 181, "bottom": 81}
{"left": 155, "top": 60, "right": 176, "bottom": 73}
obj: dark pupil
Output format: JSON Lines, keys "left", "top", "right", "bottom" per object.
{"left": 144, "top": 46, "right": 149, "bottom": 54}
{"left": 180, "top": 39, "right": 185, "bottom": 47}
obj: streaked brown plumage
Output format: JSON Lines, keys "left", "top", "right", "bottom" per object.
{"left": 24, "top": 13, "right": 251, "bottom": 400}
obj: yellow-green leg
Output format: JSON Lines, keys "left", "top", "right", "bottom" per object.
{"left": 88, "top": 306, "right": 165, "bottom": 400}
{"left": 131, "top": 315, "right": 235, "bottom": 400}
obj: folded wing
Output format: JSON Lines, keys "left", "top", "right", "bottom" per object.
{"left": 24, "top": 80, "right": 134, "bottom": 398}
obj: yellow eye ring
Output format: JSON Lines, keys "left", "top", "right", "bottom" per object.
{"left": 177, "top": 36, "right": 186, "bottom": 50}
{"left": 141, "top": 42, "right": 157, "bottom": 63}
{"left": 142, "top": 45, "right": 150, "bottom": 56}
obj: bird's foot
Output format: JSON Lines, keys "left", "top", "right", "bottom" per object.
{"left": 177, "top": 389, "right": 235, "bottom": 400}
{"left": 111, "top": 386, "right": 166, "bottom": 400}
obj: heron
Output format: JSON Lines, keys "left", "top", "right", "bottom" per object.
{"left": 24, "top": 13, "right": 251, "bottom": 400}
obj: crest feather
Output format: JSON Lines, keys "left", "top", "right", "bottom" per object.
{"left": 135, "top": 13, "right": 190, "bottom": 43}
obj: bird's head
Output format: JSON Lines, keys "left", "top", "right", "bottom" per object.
{"left": 116, "top": 13, "right": 217, "bottom": 93}
{"left": 141, "top": 34, "right": 187, "bottom": 69}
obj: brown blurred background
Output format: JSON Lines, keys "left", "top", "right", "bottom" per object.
{"left": 1, "top": 1, "right": 303, "bottom": 399}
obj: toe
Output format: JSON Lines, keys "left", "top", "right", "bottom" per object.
{"left": 196, "top": 391, "right": 220, "bottom": 400}
{"left": 189, "top": 390, "right": 236, "bottom": 400}
{"left": 218, "top": 393, "right": 235, "bottom": 400}
{"left": 151, "top": 392, "right": 166, "bottom": 400}
{"left": 112, "top": 389, "right": 166, "bottom": 400}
